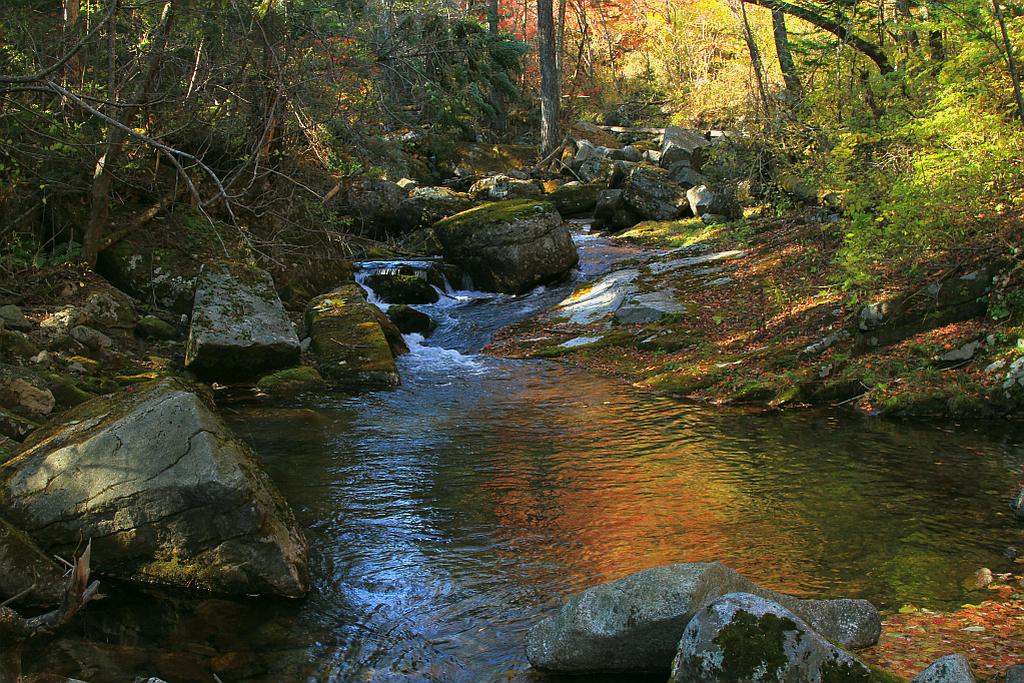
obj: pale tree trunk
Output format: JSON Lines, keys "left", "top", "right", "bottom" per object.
{"left": 771, "top": 9, "right": 802, "bottom": 98}
{"left": 538, "top": 0, "right": 560, "bottom": 154}
{"left": 82, "top": 0, "right": 176, "bottom": 268}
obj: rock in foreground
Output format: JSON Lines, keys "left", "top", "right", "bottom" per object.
{"left": 671, "top": 592, "right": 880, "bottom": 683}
{"left": 185, "top": 262, "right": 300, "bottom": 380}
{"left": 434, "top": 200, "right": 578, "bottom": 294}
{"left": 305, "top": 284, "right": 401, "bottom": 389}
{"left": 0, "top": 379, "right": 309, "bottom": 597}
{"left": 912, "top": 655, "right": 976, "bottom": 683}
{"left": 526, "top": 561, "right": 880, "bottom": 674}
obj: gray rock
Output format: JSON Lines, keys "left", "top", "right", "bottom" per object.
{"left": 396, "top": 177, "right": 419, "bottom": 191}
{"left": 574, "top": 139, "right": 601, "bottom": 164}
{"left": 687, "top": 184, "right": 717, "bottom": 217}
{"left": 614, "top": 290, "right": 685, "bottom": 325}
{"left": 0, "top": 365, "right": 55, "bottom": 419}
{"left": 912, "top": 654, "right": 976, "bottom": 683}
{"left": 70, "top": 324, "right": 113, "bottom": 352}
{"left": 136, "top": 315, "right": 178, "bottom": 340}
{"left": 468, "top": 174, "right": 542, "bottom": 201}
{"left": 670, "top": 592, "right": 876, "bottom": 683}
{"left": 1006, "top": 664, "right": 1024, "bottom": 683}
{"left": 937, "top": 340, "right": 982, "bottom": 363}
{"left": 434, "top": 201, "right": 578, "bottom": 294}
{"left": 802, "top": 330, "right": 851, "bottom": 356}
{"left": 1011, "top": 487, "right": 1024, "bottom": 520}
{"left": 526, "top": 562, "right": 881, "bottom": 674}
{"left": 0, "top": 305, "right": 31, "bottom": 331}
{"left": 622, "top": 165, "right": 690, "bottom": 220}
{"left": 326, "top": 177, "right": 411, "bottom": 238}
{"left": 387, "top": 305, "right": 436, "bottom": 336}
{"left": 667, "top": 162, "right": 706, "bottom": 189}
{"left": 552, "top": 269, "right": 640, "bottom": 325}
{"left": 0, "top": 379, "right": 309, "bottom": 597}
{"left": 185, "top": 261, "right": 300, "bottom": 380}
{"left": 648, "top": 250, "right": 745, "bottom": 275}
{"left": 594, "top": 189, "right": 639, "bottom": 232}
{"left": 400, "top": 186, "right": 476, "bottom": 230}
{"left": 659, "top": 126, "right": 711, "bottom": 170}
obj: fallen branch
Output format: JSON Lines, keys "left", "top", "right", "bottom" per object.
{"left": 0, "top": 541, "right": 100, "bottom": 683}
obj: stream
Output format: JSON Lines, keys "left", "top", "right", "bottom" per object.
{"left": 26, "top": 227, "right": 1024, "bottom": 682}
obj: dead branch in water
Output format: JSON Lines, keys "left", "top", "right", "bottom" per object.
{"left": 0, "top": 541, "right": 101, "bottom": 683}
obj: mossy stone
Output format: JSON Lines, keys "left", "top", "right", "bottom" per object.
{"left": 256, "top": 366, "right": 324, "bottom": 393}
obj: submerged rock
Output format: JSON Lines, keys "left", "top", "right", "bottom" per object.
{"left": 434, "top": 200, "right": 578, "bottom": 294}
{"left": 670, "top": 592, "right": 879, "bottom": 683}
{"left": 185, "top": 261, "right": 300, "bottom": 381}
{"left": 0, "top": 379, "right": 310, "bottom": 597}
{"left": 305, "top": 284, "right": 401, "bottom": 389}
{"left": 526, "top": 561, "right": 880, "bottom": 674}
{"left": 912, "top": 654, "right": 976, "bottom": 683}
{"left": 364, "top": 273, "right": 439, "bottom": 305}
{"left": 387, "top": 305, "right": 436, "bottom": 336}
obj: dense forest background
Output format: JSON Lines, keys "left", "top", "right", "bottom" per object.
{"left": 1, "top": 0, "right": 1023, "bottom": 291}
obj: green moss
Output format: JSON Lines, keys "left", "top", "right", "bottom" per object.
{"left": 434, "top": 199, "right": 556, "bottom": 236}
{"left": 730, "top": 381, "right": 778, "bottom": 404}
{"left": 713, "top": 610, "right": 796, "bottom": 679}
{"left": 647, "top": 367, "right": 722, "bottom": 395}
{"left": 142, "top": 548, "right": 219, "bottom": 589}
{"left": 615, "top": 217, "right": 712, "bottom": 248}
{"left": 257, "top": 366, "right": 324, "bottom": 392}
{"left": 47, "top": 376, "right": 95, "bottom": 408}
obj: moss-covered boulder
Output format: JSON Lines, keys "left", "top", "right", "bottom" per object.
{"left": 98, "top": 239, "right": 201, "bottom": 314}
{"left": 364, "top": 273, "right": 439, "bottom": 304}
{"left": 546, "top": 182, "right": 603, "bottom": 216}
{"left": 400, "top": 186, "right": 476, "bottom": 229}
{"left": 136, "top": 315, "right": 178, "bottom": 340}
{"left": 434, "top": 200, "right": 579, "bottom": 294}
{"left": 185, "top": 261, "right": 301, "bottom": 381}
{"left": 256, "top": 366, "right": 324, "bottom": 393}
{"left": 526, "top": 562, "right": 880, "bottom": 674}
{"left": 468, "top": 174, "right": 543, "bottom": 201}
{"left": 671, "top": 593, "right": 893, "bottom": 683}
{"left": 0, "top": 379, "right": 310, "bottom": 597}
{"left": 305, "top": 284, "right": 401, "bottom": 389}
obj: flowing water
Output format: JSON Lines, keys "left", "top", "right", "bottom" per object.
{"left": 27, "top": 228, "right": 1024, "bottom": 682}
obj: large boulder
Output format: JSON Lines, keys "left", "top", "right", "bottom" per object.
{"left": 400, "top": 186, "right": 475, "bottom": 229}
{"left": 912, "top": 655, "right": 976, "bottom": 683}
{"left": 184, "top": 262, "right": 300, "bottom": 380}
{"left": 327, "top": 177, "right": 412, "bottom": 238}
{"left": 468, "top": 175, "right": 543, "bottom": 201}
{"left": 622, "top": 165, "right": 690, "bottom": 220}
{"left": 434, "top": 200, "right": 579, "bottom": 294}
{"left": 594, "top": 189, "right": 640, "bottom": 232}
{"left": 660, "top": 126, "right": 711, "bottom": 171}
{"left": 526, "top": 562, "right": 880, "bottom": 674}
{"left": 546, "top": 182, "right": 603, "bottom": 217}
{"left": 0, "top": 379, "right": 310, "bottom": 597}
{"left": 305, "top": 284, "right": 401, "bottom": 389}
{"left": 670, "top": 592, "right": 882, "bottom": 683}
{"left": 98, "top": 239, "right": 199, "bottom": 314}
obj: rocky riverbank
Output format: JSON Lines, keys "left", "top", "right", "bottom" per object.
{"left": 3, "top": 127, "right": 1023, "bottom": 680}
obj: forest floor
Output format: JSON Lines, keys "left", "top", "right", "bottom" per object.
{"left": 486, "top": 212, "right": 1024, "bottom": 420}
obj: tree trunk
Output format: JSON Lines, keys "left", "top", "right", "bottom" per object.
{"left": 732, "top": 0, "right": 770, "bottom": 117}
{"left": 489, "top": 0, "right": 499, "bottom": 35}
{"left": 993, "top": 0, "right": 1024, "bottom": 125}
{"left": 896, "top": 0, "right": 921, "bottom": 48}
{"left": 538, "top": 0, "right": 560, "bottom": 154}
{"left": 772, "top": 8, "right": 802, "bottom": 99}
{"left": 82, "top": 0, "right": 176, "bottom": 268}
{"left": 742, "top": 0, "right": 893, "bottom": 73}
